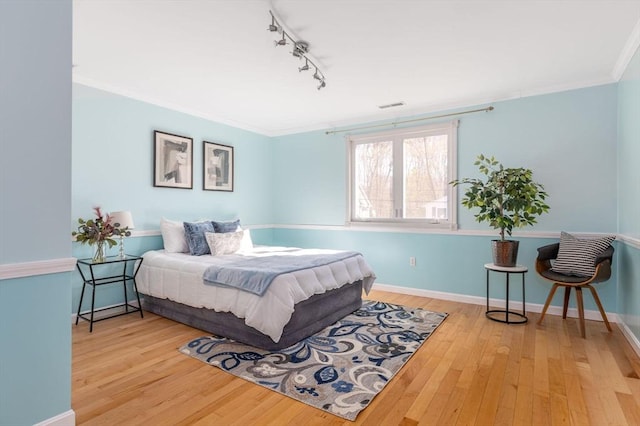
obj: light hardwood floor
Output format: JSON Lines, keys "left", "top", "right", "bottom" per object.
{"left": 72, "top": 290, "right": 640, "bottom": 425}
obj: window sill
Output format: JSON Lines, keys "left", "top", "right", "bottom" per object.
{"left": 345, "top": 221, "right": 457, "bottom": 233}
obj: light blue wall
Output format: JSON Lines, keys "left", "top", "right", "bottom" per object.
{"left": 462, "top": 88, "right": 617, "bottom": 233}
{"left": 0, "top": 1, "right": 73, "bottom": 424}
{"left": 72, "top": 84, "right": 622, "bottom": 315}
{"left": 72, "top": 84, "right": 274, "bottom": 229}
{"left": 0, "top": 2, "right": 632, "bottom": 422}
{"left": 268, "top": 86, "right": 619, "bottom": 310}
{"left": 271, "top": 85, "right": 619, "bottom": 233}
{"left": 617, "top": 47, "right": 640, "bottom": 239}
{"left": 272, "top": 228, "right": 515, "bottom": 297}
{"left": 618, "top": 243, "right": 640, "bottom": 338}
{"left": 0, "top": 276, "right": 72, "bottom": 425}
{"left": 72, "top": 84, "right": 275, "bottom": 310}
{"left": 1, "top": 2, "right": 72, "bottom": 263}
{"left": 271, "top": 129, "right": 348, "bottom": 225}
{"left": 617, "top": 44, "right": 640, "bottom": 341}
{"left": 271, "top": 228, "right": 619, "bottom": 312}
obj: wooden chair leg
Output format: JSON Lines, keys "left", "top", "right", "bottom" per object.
{"left": 586, "top": 284, "right": 613, "bottom": 332}
{"left": 575, "top": 287, "right": 586, "bottom": 338}
{"left": 538, "top": 283, "right": 559, "bottom": 325}
{"left": 562, "top": 286, "right": 571, "bottom": 319}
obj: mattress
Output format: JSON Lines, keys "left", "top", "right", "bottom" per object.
{"left": 136, "top": 247, "right": 376, "bottom": 343}
{"left": 142, "top": 280, "right": 364, "bottom": 350}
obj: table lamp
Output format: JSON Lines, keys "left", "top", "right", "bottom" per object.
{"left": 109, "top": 211, "right": 135, "bottom": 259}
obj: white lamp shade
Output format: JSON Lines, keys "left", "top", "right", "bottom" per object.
{"left": 109, "top": 211, "right": 135, "bottom": 229}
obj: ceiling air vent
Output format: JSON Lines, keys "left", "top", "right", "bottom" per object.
{"left": 378, "top": 102, "right": 405, "bottom": 109}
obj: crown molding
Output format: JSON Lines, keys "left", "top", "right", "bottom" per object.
{"left": 74, "top": 73, "right": 616, "bottom": 138}
{"left": 72, "top": 75, "right": 272, "bottom": 137}
{"left": 612, "top": 18, "right": 640, "bottom": 81}
{"left": 270, "top": 78, "right": 615, "bottom": 137}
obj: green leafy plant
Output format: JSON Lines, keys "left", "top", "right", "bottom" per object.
{"left": 72, "top": 206, "right": 131, "bottom": 247}
{"left": 450, "top": 154, "right": 550, "bottom": 241}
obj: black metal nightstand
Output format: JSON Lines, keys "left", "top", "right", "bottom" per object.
{"left": 75, "top": 255, "right": 144, "bottom": 332}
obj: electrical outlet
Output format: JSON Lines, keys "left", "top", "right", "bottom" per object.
{"left": 409, "top": 257, "right": 416, "bottom": 267}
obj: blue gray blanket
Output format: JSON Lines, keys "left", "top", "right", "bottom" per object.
{"left": 202, "top": 250, "right": 362, "bottom": 296}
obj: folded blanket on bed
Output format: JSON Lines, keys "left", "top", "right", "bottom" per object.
{"left": 203, "top": 250, "right": 362, "bottom": 296}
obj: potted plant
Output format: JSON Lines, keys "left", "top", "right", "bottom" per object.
{"left": 450, "top": 154, "right": 550, "bottom": 266}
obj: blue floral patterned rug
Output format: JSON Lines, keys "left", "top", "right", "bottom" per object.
{"left": 179, "top": 300, "right": 447, "bottom": 421}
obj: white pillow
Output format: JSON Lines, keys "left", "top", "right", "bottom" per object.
{"left": 205, "top": 231, "right": 244, "bottom": 256}
{"left": 239, "top": 228, "right": 254, "bottom": 252}
{"left": 160, "top": 217, "right": 189, "bottom": 253}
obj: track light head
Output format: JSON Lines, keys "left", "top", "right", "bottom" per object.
{"left": 268, "top": 16, "right": 279, "bottom": 32}
{"left": 269, "top": 10, "right": 326, "bottom": 91}
{"left": 274, "top": 32, "right": 287, "bottom": 46}
{"left": 292, "top": 41, "right": 309, "bottom": 58}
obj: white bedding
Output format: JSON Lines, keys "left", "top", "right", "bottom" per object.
{"left": 136, "top": 247, "right": 375, "bottom": 343}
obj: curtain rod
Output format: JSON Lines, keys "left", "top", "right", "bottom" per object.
{"left": 325, "top": 106, "right": 494, "bottom": 135}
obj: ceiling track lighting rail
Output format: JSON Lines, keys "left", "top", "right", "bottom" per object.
{"left": 268, "top": 10, "right": 326, "bottom": 90}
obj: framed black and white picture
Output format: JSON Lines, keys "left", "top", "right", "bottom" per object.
{"left": 203, "top": 141, "right": 234, "bottom": 191}
{"left": 153, "top": 130, "right": 193, "bottom": 189}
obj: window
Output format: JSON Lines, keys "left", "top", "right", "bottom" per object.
{"left": 348, "top": 120, "right": 458, "bottom": 228}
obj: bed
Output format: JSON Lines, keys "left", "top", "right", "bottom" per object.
{"left": 135, "top": 246, "right": 376, "bottom": 350}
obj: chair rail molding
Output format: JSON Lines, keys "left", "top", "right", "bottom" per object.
{"left": 0, "top": 258, "right": 76, "bottom": 280}
{"left": 618, "top": 233, "right": 640, "bottom": 250}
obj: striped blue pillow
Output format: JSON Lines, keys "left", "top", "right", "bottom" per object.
{"left": 551, "top": 232, "right": 615, "bottom": 277}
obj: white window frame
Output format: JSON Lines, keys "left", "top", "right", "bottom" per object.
{"left": 346, "top": 120, "right": 458, "bottom": 229}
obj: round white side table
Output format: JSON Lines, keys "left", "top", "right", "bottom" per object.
{"left": 484, "top": 263, "right": 528, "bottom": 324}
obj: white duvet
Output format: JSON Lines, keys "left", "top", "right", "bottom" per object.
{"left": 136, "top": 247, "right": 376, "bottom": 343}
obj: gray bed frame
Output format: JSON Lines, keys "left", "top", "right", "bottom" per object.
{"left": 142, "top": 280, "right": 364, "bottom": 350}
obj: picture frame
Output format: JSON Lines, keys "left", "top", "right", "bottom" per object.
{"left": 153, "top": 130, "right": 193, "bottom": 189}
{"left": 203, "top": 141, "right": 234, "bottom": 191}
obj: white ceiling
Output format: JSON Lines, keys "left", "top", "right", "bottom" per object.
{"left": 73, "top": 0, "right": 640, "bottom": 136}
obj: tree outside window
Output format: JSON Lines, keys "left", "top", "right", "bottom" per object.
{"left": 349, "top": 121, "right": 458, "bottom": 228}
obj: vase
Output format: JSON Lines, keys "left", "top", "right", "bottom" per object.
{"left": 92, "top": 240, "right": 106, "bottom": 263}
{"left": 491, "top": 240, "right": 519, "bottom": 267}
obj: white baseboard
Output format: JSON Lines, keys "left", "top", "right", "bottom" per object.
{"left": 371, "top": 282, "right": 640, "bottom": 356}
{"left": 371, "top": 282, "right": 620, "bottom": 323}
{"left": 34, "top": 409, "right": 75, "bottom": 426}
{"left": 619, "top": 320, "right": 640, "bottom": 358}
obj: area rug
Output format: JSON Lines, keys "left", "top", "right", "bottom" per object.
{"left": 179, "top": 300, "right": 447, "bottom": 421}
